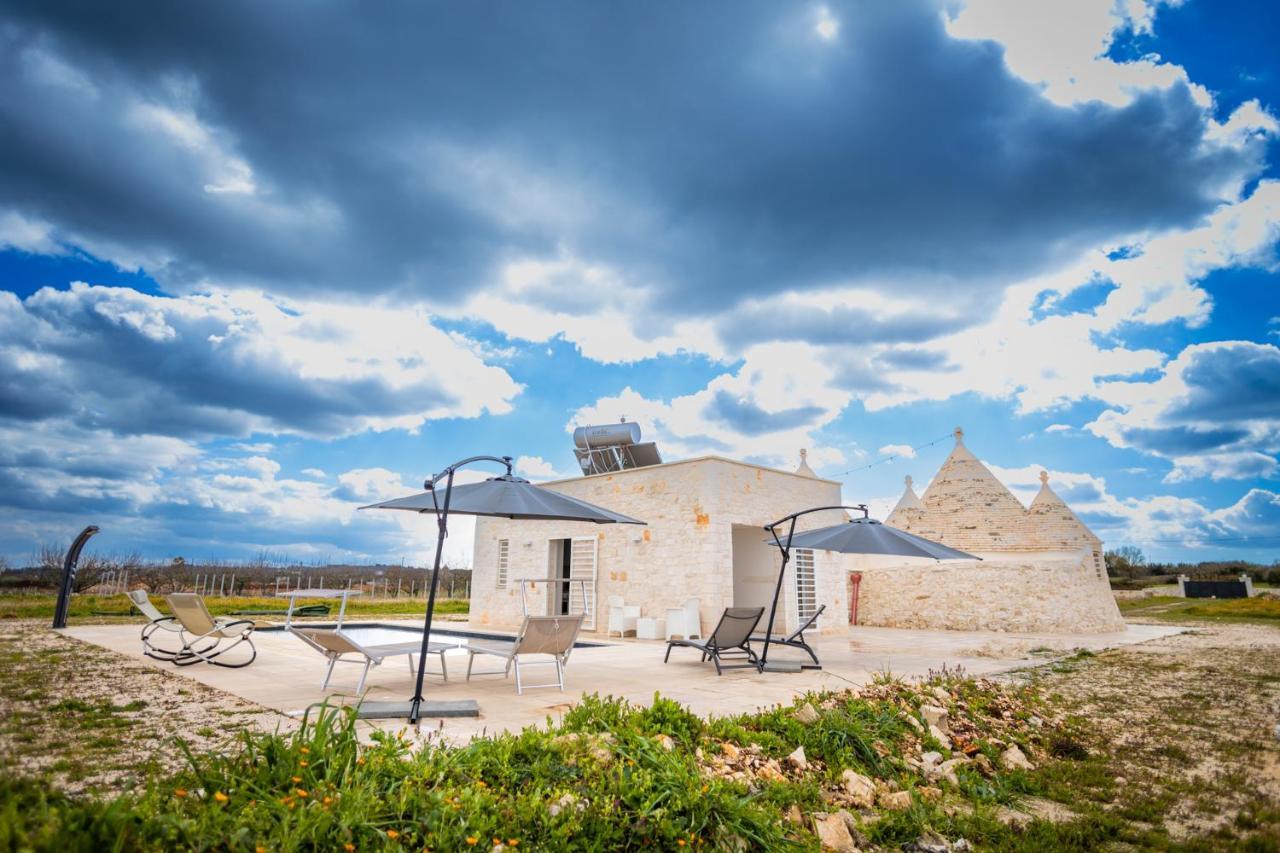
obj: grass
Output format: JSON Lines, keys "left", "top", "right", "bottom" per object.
{"left": 0, "top": 593, "right": 468, "bottom": 622}
{"left": 1117, "top": 595, "right": 1280, "bottom": 623}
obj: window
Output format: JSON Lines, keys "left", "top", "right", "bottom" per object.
{"left": 794, "top": 548, "right": 818, "bottom": 624}
{"left": 496, "top": 539, "right": 509, "bottom": 588}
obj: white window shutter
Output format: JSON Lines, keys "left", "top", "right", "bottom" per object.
{"left": 568, "top": 536, "right": 598, "bottom": 630}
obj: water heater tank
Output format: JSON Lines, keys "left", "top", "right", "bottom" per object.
{"left": 573, "top": 422, "right": 642, "bottom": 449}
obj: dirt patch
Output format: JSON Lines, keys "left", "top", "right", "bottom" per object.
{"left": 1023, "top": 621, "right": 1280, "bottom": 842}
{"left": 0, "top": 620, "right": 290, "bottom": 795}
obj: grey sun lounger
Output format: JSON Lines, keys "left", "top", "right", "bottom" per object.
{"left": 664, "top": 606, "right": 764, "bottom": 675}
{"left": 465, "top": 614, "right": 584, "bottom": 694}
{"left": 291, "top": 627, "right": 458, "bottom": 694}
{"left": 750, "top": 604, "right": 826, "bottom": 668}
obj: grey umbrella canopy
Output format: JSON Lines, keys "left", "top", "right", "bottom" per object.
{"left": 767, "top": 516, "right": 978, "bottom": 561}
{"left": 361, "top": 474, "right": 644, "bottom": 524}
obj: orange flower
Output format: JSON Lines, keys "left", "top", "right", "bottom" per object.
{"left": 173, "top": 789, "right": 187, "bottom": 798}
{"left": 323, "top": 796, "right": 334, "bottom": 805}
{"left": 677, "top": 842, "right": 686, "bottom": 848}
{"left": 300, "top": 746, "right": 310, "bottom": 754}
{"left": 508, "top": 841, "right": 519, "bottom": 847}
{"left": 256, "top": 847, "right": 267, "bottom": 853}
{"left": 465, "top": 839, "right": 478, "bottom": 846}
{"left": 299, "top": 760, "right": 309, "bottom": 767}
{"left": 343, "top": 844, "right": 355, "bottom": 852}
{"left": 292, "top": 776, "right": 302, "bottom": 783}
{"left": 213, "top": 791, "right": 229, "bottom": 804}
{"left": 386, "top": 829, "right": 400, "bottom": 840}
{"left": 475, "top": 780, "right": 487, "bottom": 788}
{"left": 295, "top": 789, "right": 309, "bottom": 798}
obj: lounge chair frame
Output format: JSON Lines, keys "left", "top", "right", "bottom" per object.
{"left": 664, "top": 606, "right": 764, "bottom": 675}
{"left": 750, "top": 604, "right": 826, "bottom": 669}
{"left": 465, "top": 614, "right": 584, "bottom": 694}
{"left": 165, "top": 593, "right": 257, "bottom": 668}
{"left": 126, "top": 590, "right": 219, "bottom": 662}
{"left": 291, "top": 627, "right": 455, "bottom": 694}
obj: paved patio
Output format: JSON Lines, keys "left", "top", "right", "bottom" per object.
{"left": 61, "top": 620, "right": 1185, "bottom": 742}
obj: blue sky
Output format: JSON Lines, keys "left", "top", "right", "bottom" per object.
{"left": 0, "top": 0, "right": 1277, "bottom": 566}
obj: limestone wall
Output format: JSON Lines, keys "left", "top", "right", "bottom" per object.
{"left": 470, "top": 457, "right": 843, "bottom": 633}
{"left": 850, "top": 555, "right": 1125, "bottom": 633}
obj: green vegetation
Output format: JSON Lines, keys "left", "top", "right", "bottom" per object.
{"left": 0, "top": 593, "right": 467, "bottom": 622}
{"left": 1117, "top": 594, "right": 1280, "bottom": 623}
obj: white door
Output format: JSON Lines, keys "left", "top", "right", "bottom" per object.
{"left": 568, "top": 536, "right": 598, "bottom": 630}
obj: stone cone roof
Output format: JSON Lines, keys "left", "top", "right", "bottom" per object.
{"left": 895, "top": 428, "right": 1039, "bottom": 551}
{"left": 886, "top": 475, "right": 924, "bottom": 526}
{"left": 1028, "top": 471, "right": 1100, "bottom": 549}
{"left": 795, "top": 448, "right": 817, "bottom": 478}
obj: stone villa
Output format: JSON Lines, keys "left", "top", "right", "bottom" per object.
{"left": 468, "top": 427, "right": 1123, "bottom": 637}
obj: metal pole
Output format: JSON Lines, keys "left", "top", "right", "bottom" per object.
{"left": 409, "top": 466, "right": 456, "bottom": 724}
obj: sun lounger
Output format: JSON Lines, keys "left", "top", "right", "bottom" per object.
{"left": 664, "top": 606, "right": 764, "bottom": 675}
{"left": 164, "top": 593, "right": 258, "bottom": 668}
{"left": 291, "top": 627, "right": 457, "bottom": 694}
{"left": 126, "top": 590, "right": 228, "bottom": 662}
{"left": 750, "top": 604, "right": 826, "bottom": 668}
{"left": 465, "top": 614, "right": 584, "bottom": 694}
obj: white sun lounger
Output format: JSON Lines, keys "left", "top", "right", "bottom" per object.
{"left": 290, "top": 627, "right": 458, "bottom": 694}
{"left": 465, "top": 614, "right": 584, "bottom": 694}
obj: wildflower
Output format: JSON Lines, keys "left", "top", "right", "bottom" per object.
{"left": 299, "top": 759, "right": 309, "bottom": 767}
{"left": 677, "top": 842, "right": 686, "bottom": 848}
{"left": 173, "top": 789, "right": 188, "bottom": 798}
{"left": 386, "top": 829, "right": 400, "bottom": 840}
{"left": 508, "top": 840, "right": 519, "bottom": 847}
{"left": 475, "top": 780, "right": 487, "bottom": 788}
{"left": 343, "top": 845, "right": 355, "bottom": 852}
{"left": 214, "top": 791, "right": 229, "bottom": 804}
{"left": 466, "top": 839, "right": 478, "bottom": 846}
{"left": 323, "top": 796, "right": 333, "bottom": 805}
{"left": 292, "top": 776, "right": 302, "bottom": 783}
{"left": 256, "top": 847, "right": 267, "bottom": 853}
{"left": 296, "top": 788, "right": 309, "bottom": 798}
{"left": 300, "top": 746, "right": 310, "bottom": 754}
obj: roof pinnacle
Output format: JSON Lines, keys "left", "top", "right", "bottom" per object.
{"left": 954, "top": 426, "right": 964, "bottom": 445}
{"left": 1039, "top": 470, "right": 1049, "bottom": 485}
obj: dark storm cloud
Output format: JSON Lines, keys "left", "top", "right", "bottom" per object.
{"left": 1168, "top": 343, "right": 1280, "bottom": 422}
{"left": 0, "top": 0, "right": 1264, "bottom": 315}
{"left": 1112, "top": 424, "right": 1252, "bottom": 455}
{"left": 705, "top": 391, "right": 826, "bottom": 436}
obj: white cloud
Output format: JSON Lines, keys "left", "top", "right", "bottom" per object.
{"left": 1, "top": 283, "right": 523, "bottom": 438}
{"left": 514, "top": 455, "right": 568, "bottom": 481}
{"left": 877, "top": 444, "right": 916, "bottom": 459}
{"left": 1045, "top": 424, "right": 1073, "bottom": 433}
{"left": 0, "top": 209, "right": 62, "bottom": 255}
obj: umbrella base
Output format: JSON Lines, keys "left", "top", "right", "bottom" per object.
{"left": 355, "top": 699, "right": 481, "bottom": 720}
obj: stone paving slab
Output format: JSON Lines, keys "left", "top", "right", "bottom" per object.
{"left": 61, "top": 620, "right": 1184, "bottom": 743}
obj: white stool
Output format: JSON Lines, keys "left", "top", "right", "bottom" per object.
{"left": 636, "top": 617, "right": 666, "bottom": 640}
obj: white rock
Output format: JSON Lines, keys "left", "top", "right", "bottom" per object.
{"left": 794, "top": 703, "right": 820, "bottom": 724}
{"left": 921, "top": 751, "right": 943, "bottom": 768}
{"left": 999, "top": 744, "right": 1033, "bottom": 771}
{"left": 928, "top": 724, "right": 952, "bottom": 749}
{"left": 813, "top": 812, "right": 860, "bottom": 852}
{"left": 840, "top": 769, "right": 876, "bottom": 809}
{"left": 920, "top": 705, "right": 951, "bottom": 734}
{"left": 787, "top": 745, "right": 808, "bottom": 771}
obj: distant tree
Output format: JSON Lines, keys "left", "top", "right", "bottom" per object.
{"left": 1112, "top": 545, "right": 1146, "bottom": 567}
{"left": 1105, "top": 547, "right": 1147, "bottom": 580}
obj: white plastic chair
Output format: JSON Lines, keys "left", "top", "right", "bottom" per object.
{"left": 664, "top": 598, "right": 702, "bottom": 641}
{"left": 607, "top": 595, "right": 640, "bottom": 638}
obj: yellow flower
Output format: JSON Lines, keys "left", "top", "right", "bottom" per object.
{"left": 386, "top": 829, "right": 400, "bottom": 840}
{"left": 475, "top": 780, "right": 487, "bottom": 788}
{"left": 213, "top": 791, "right": 229, "bottom": 804}
{"left": 173, "top": 789, "right": 187, "bottom": 798}
{"left": 465, "top": 839, "right": 478, "bottom": 846}
{"left": 292, "top": 776, "right": 302, "bottom": 783}
{"left": 296, "top": 789, "right": 309, "bottom": 798}
{"left": 323, "top": 796, "right": 334, "bottom": 805}
{"left": 299, "top": 760, "right": 309, "bottom": 767}
{"left": 343, "top": 845, "right": 355, "bottom": 852}
{"left": 677, "top": 842, "right": 686, "bottom": 848}
{"left": 256, "top": 847, "right": 267, "bottom": 853}
{"left": 300, "top": 746, "right": 310, "bottom": 754}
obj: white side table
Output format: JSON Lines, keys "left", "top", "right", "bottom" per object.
{"left": 636, "top": 617, "right": 667, "bottom": 640}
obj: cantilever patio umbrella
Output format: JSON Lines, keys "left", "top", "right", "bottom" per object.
{"left": 360, "top": 455, "right": 643, "bottom": 723}
{"left": 762, "top": 504, "right": 978, "bottom": 671}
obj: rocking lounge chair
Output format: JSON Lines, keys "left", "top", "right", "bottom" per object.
{"left": 750, "top": 604, "right": 826, "bottom": 668}
{"left": 126, "top": 590, "right": 227, "bottom": 662}
{"left": 465, "top": 614, "right": 584, "bottom": 694}
{"left": 663, "top": 606, "right": 764, "bottom": 675}
{"left": 164, "top": 593, "right": 257, "bottom": 668}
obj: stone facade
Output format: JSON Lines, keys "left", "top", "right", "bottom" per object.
{"left": 470, "top": 456, "right": 844, "bottom": 635}
{"left": 851, "top": 558, "right": 1123, "bottom": 633}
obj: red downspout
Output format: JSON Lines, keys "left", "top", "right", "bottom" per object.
{"left": 848, "top": 571, "right": 862, "bottom": 625}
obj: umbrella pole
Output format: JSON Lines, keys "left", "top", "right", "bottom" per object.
{"left": 760, "top": 515, "right": 797, "bottom": 668}
{"left": 408, "top": 467, "right": 455, "bottom": 724}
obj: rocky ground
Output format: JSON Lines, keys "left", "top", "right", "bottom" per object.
{"left": 0, "top": 620, "right": 290, "bottom": 794}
